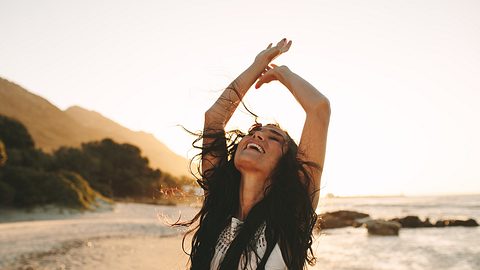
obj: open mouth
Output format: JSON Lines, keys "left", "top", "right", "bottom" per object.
{"left": 245, "top": 143, "right": 265, "bottom": 153}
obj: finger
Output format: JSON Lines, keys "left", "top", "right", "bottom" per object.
{"left": 261, "top": 66, "right": 271, "bottom": 75}
{"left": 255, "top": 80, "right": 263, "bottom": 89}
{"left": 260, "top": 70, "right": 268, "bottom": 77}
{"left": 285, "top": 40, "right": 292, "bottom": 52}
{"left": 255, "top": 77, "right": 272, "bottom": 89}
{"left": 255, "top": 74, "right": 268, "bottom": 89}
{"left": 257, "top": 75, "right": 275, "bottom": 88}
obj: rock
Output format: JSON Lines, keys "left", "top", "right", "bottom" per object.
{"left": 389, "top": 216, "right": 422, "bottom": 228}
{"left": 315, "top": 210, "right": 479, "bottom": 232}
{"left": 329, "top": 210, "right": 370, "bottom": 220}
{"left": 317, "top": 214, "right": 351, "bottom": 229}
{"left": 423, "top": 218, "right": 434, "bottom": 227}
{"left": 441, "top": 219, "right": 479, "bottom": 227}
{"left": 365, "top": 219, "right": 401, "bottom": 236}
{"left": 460, "top": 219, "right": 479, "bottom": 227}
{"left": 353, "top": 217, "right": 372, "bottom": 228}
{"left": 434, "top": 220, "right": 446, "bottom": 227}
{"left": 389, "top": 216, "right": 433, "bottom": 228}
{"left": 317, "top": 210, "right": 370, "bottom": 230}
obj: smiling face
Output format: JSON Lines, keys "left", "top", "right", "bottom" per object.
{"left": 234, "top": 123, "right": 290, "bottom": 179}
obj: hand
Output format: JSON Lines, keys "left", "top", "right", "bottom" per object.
{"left": 255, "top": 64, "right": 290, "bottom": 89}
{"left": 254, "top": 38, "right": 292, "bottom": 66}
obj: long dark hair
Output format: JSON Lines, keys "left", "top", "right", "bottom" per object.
{"left": 175, "top": 121, "right": 320, "bottom": 270}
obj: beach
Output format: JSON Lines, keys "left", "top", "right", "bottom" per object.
{"left": 1, "top": 195, "right": 479, "bottom": 270}
{"left": 7, "top": 235, "right": 189, "bottom": 270}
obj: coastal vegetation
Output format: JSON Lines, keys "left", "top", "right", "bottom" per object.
{"left": 0, "top": 115, "right": 195, "bottom": 210}
{"left": 0, "top": 77, "right": 189, "bottom": 177}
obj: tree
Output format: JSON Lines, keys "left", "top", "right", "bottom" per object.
{"left": 53, "top": 138, "right": 167, "bottom": 199}
{"left": 0, "top": 115, "right": 35, "bottom": 150}
{"left": 0, "top": 116, "right": 103, "bottom": 209}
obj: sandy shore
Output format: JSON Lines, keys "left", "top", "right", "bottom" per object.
{"left": 0, "top": 203, "right": 197, "bottom": 270}
{"left": 2, "top": 198, "right": 479, "bottom": 270}
{"left": 5, "top": 235, "right": 191, "bottom": 270}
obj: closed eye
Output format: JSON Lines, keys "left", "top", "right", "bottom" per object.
{"left": 269, "top": 136, "right": 282, "bottom": 142}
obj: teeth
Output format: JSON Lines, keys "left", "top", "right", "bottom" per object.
{"left": 246, "top": 143, "right": 265, "bottom": 153}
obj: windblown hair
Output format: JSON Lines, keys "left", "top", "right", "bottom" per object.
{"left": 176, "top": 123, "right": 320, "bottom": 270}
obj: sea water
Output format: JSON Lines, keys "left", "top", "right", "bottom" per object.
{"left": 0, "top": 194, "right": 478, "bottom": 270}
{"left": 312, "top": 194, "right": 480, "bottom": 270}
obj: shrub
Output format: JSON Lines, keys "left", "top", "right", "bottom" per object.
{"left": 58, "top": 170, "right": 103, "bottom": 209}
{"left": 0, "top": 180, "right": 15, "bottom": 205}
{"left": 0, "top": 166, "right": 102, "bottom": 209}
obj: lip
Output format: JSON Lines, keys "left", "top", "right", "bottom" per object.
{"left": 243, "top": 140, "right": 266, "bottom": 154}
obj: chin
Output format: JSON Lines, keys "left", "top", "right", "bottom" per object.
{"left": 234, "top": 154, "right": 264, "bottom": 172}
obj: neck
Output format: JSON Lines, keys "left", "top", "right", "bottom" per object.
{"left": 236, "top": 172, "right": 270, "bottom": 220}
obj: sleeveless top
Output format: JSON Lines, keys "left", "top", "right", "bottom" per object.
{"left": 210, "top": 217, "right": 287, "bottom": 270}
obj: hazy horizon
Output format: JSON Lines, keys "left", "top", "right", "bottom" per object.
{"left": 1, "top": 0, "right": 479, "bottom": 196}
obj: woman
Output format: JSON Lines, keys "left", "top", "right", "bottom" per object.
{"left": 179, "top": 38, "right": 330, "bottom": 270}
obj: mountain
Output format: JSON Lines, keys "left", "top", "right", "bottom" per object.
{"left": 0, "top": 77, "right": 189, "bottom": 176}
{"left": 64, "top": 106, "right": 189, "bottom": 177}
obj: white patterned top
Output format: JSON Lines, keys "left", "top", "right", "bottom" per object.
{"left": 210, "top": 217, "right": 287, "bottom": 270}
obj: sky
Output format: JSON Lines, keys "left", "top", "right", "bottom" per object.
{"left": 1, "top": 0, "right": 479, "bottom": 196}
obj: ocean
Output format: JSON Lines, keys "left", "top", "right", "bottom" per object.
{"left": 0, "top": 194, "right": 478, "bottom": 270}
{"left": 313, "top": 194, "right": 480, "bottom": 270}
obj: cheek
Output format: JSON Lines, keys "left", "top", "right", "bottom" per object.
{"left": 268, "top": 147, "right": 284, "bottom": 164}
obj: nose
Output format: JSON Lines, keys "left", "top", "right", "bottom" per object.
{"left": 252, "top": 130, "right": 264, "bottom": 141}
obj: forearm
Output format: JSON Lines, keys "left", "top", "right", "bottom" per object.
{"left": 278, "top": 67, "right": 330, "bottom": 209}
{"left": 277, "top": 67, "right": 330, "bottom": 114}
{"left": 205, "top": 61, "right": 266, "bottom": 128}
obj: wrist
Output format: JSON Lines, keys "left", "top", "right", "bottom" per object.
{"left": 276, "top": 66, "right": 293, "bottom": 83}
{"left": 251, "top": 58, "right": 268, "bottom": 70}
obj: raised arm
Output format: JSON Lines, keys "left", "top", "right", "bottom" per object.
{"left": 255, "top": 59, "right": 331, "bottom": 210}
{"left": 202, "top": 39, "right": 292, "bottom": 175}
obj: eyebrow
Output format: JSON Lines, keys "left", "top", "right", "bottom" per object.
{"left": 263, "top": 127, "right": 286, "bottom": 140}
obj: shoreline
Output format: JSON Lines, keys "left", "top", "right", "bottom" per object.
{"left": 3, "top": 222, "right": 479, "bottom": 270}
{"left": 2, "top": 200, "right": 478, "bottom": 226}
{"left": 0, "top": 201, "right": 114, "bottom": 223}
{"left": 0, "top": 200, "right": 199, "bottom": 224}
{"left": 1, "top": 197, "right": 479, "bottom": 270}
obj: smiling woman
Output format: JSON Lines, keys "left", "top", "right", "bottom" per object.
{"left": 175, "top": 38, "right": 331, "bottom": 270}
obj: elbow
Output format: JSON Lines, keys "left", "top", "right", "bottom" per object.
{"left": 204, "top": 110, "right": 226, "bottom": 129}
{"left": 204, "top": 110, "right": 216, "bottom": 124}
{"left": 204, "top": 107, "right": 218, "bottom": 121}
{"left": 314, "top": 98, "right": 331, "bottom": 118}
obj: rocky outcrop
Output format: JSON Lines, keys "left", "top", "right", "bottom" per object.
{"left": 389, "top": 216, "right": 479, "bottom": 228}
{"left": 315, "top": 211, "right": 479, "bottom": 232}
{"left": 389, "top": 216, "right": 434, "bottom": 228}
{"left": 365, "top": 220, "right": 401, "bottom": 236}
{"left": 435, "top": 218, "right": 478, "bottom": 227}
{"left": 317, "top": 210, "right": 370, "bottom": 230}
